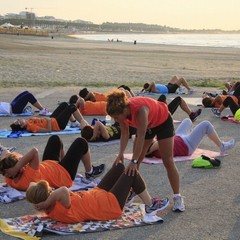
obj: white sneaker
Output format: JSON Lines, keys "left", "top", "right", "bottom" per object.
{"left": 172, "top": 195, "right": 185, "bottom": 212}
{"left": 220, "top": 139, "right": 236, "bottom": 152}
{"left": 70, "top": 121, "right": 80, "bottom": 128}
{"left": 39, "top": 108, "right": 52, "bottom": 116}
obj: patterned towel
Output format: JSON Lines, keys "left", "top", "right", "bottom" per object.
{"left": 0, "top": 204, "right": 164, "bottom": 239}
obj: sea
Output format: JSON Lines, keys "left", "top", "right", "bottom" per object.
{"left": 70, "top": 33, "right": 240, "bottom": 48}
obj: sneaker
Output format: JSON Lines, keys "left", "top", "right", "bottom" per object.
{"left": 220, "top": 139, "right": 236, "bottom": 152}
{"left": 7, "top": 146, "right": 16, "bottom": 152}
{"left": 70, "top": 121, "right": 80, "bottom": 128}
{"left": 172, "top": 195, "right": 185, "bottom": 212}
{"left": 189, "top": 109, "right": 202, "bottom": 122}
{"left": 187, "top": 88, "right": 195, "bottom": 94}
{"left": 23, "top": 106, "right": 32, "bottom": 114}
{"left": 211, "top": 108, "right": 221, "bottom": 118}
{"left": 125, "top": 190, "right": 137, "bottom": 207}
{"left": 85, "top": 164, "right": 105, "bottom": 180}
{"left": 39, "top": 108, "right": 52, "bottom": 116}
{"left": 145, "top": 197, "right": 169, "bottom": 216}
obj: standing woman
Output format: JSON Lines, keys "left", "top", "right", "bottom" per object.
{"left": 106, "top": 89, "right": 185, "bottom": 212}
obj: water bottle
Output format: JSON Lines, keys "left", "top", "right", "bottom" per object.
{"left": 105, "top": 115, "right": 111, "bottom": 126}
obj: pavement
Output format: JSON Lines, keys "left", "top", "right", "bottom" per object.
{"left": 0, "top": 86, "right": 239, "bottom": 240}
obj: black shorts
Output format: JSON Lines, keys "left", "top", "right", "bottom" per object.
{"left": 145, "top": 114, "right": 175, "bottom": 140}
{"left": 166, "top": 83, "right": 179, "bottom": 93}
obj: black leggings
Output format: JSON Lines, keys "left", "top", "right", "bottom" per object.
{"left": 50, "top": 102, "right": 77, "bottom": 130}
{"left": 97, "top": 163, "right": 146, "bottom": 210}
{"left": 233, "top": 84, "right": 240, "bottom": 103}
{"left": 222, "top": 96, "right": 240, "bottom": 115}
{"left": 167, "top": 96, "right": 182, "bottom": 115}
{"left": 42, "top": 135, "right": 88, "bottom": 180}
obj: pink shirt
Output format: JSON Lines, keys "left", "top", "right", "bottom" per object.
{"left": 125, "top": 97, "right": 169, "bottom": 128}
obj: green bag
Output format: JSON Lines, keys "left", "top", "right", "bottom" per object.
{"left": 192, "top": 155, "right": 221, "bottom": 169}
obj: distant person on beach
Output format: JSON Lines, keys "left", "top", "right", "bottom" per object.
{"left": 0, "top": 135, "right": 105, "bottom": 191}
{"left": 157, "top": 95, "right": 202, "bottom": 122}
{"left": 81, "top": 121, "right": 136, "bottom": 142}
{"left": 26, "top": 163, "right": 169, "bottom": 223}
{"left": 0, "top": 91, "right": 50, "bottom": 116}
{"left": 202, "top": 84, "right": 240, "bottom": 108}
{"left": 106, "top": 89, "right": 185, "bottom": 212}
{"left": 141, "top": 76, "right": 193, "bottom": 94}
{"left": 144, "top": 118, "right": 235, "bottom": 159}
{"left": 9, "top": 102, "right": 88, "bottom": 133}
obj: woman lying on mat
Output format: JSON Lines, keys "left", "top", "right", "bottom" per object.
{"left": 79, "top": 85, "right": 135, "bottom": 102}
{"left": 9, "top": 102, "right": 89, "bottom": 133}
{"left": 70, "top": 95, "right": 108, "bottom": 115}
{"left": 81, "top": 121, "right": 136, "bottom": 142}
{"left": 157, "top": 95, "right": 201, "bottom": 122}
{"left": 211, "top": 95, "right": 240, "bottom": 120}
{"left": 0, "top": 90, "right": 51, "bottom": 115}
{"left": 144, "top": 118, "right": 235, "bottom": 159}
{"left": 202, "top": 83, "right": 240, "bottom": 108}
{"left": 141, "top": 76, "right": 193, "bottom": 94}
{"left": 0, "top": 135, "right": 105, "bottom": 191}
{"left": 26, "top": 163, "right": 169, "bottom": 223}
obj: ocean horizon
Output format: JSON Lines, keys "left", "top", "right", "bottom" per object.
{"left": 70, "top": 33, "right": 240, "bottom": 48}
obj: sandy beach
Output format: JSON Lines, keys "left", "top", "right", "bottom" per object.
{"left": 0, "top": 34, "right": 240, "bottom": 88}
{"left": 0, "top": 34, "right": 240, "bottom": 240}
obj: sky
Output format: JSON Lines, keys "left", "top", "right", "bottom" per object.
{"left": 1, "top": 0, "right": 240, "bottom": 30}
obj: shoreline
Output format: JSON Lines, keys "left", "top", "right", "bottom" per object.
{"left": 0, "top": 34, "right": 240, "bottom": 88}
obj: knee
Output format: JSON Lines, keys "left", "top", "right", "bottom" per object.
{"left": 75, "top": 137, "right": 89, "bottom": 154}
{"left": 48, "top": 135, "right": 61, "bottom": 144}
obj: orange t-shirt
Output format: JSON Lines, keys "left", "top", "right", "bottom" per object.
{"left": 5, "top": 160, "right": 72, "bottom": 191}
{"left": 214, "top": 95, "right": 239, "bottom": 108}
{"left": 126, "top": 97, "right": 169, "bottom": 128}
{"left": 93, "top": 92, "right": 108, "bottom": 102}
{"left": 79, "top": 101, "right": 107, "bottom": 115}
{"left": 47, "top": 187, "right": 122, "bottom": 223}
{"left": 26, "top": 118, "right": 60, "bottom": 132}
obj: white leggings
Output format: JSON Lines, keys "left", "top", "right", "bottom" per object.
{"left": 176, "top": 119, "right": 215, "bottom": 155}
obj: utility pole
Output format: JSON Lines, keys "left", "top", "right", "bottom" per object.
{"left": 25, "top": 7, "right": 35, "bottom": 27}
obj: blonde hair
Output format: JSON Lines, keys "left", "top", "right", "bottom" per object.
{"left": 26, "top": 180, "right": 50, "bottom": 204}
{"left": 0, "top": 153, "right": 18, "bottom": 175}
{"left": 106, "top": 89, "right": 129, "bottom": 115}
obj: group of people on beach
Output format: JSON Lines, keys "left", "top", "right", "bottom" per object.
{"left": 0, "top": 76, "right": 238, "bottom": 225}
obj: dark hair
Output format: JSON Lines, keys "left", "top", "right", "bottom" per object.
{"left": 69, "top": 95, "right": 79, "bottom": 104}
{"left": 157, "top": 94, "right": 167, "bottom": 103}
{"left": 79, "top": 88, "right": 89, "bottom": 99}
{"left": 10, "top": 123, "right": 25, "bottom": 131}
{"left": 118, "top": 85, "right": 131, "bottom": 92}
{"left": 143, "top": 83, "right": 150, "bottom": 89}
{"left": 81, "top": 126, "right": 94, "bottom": 141}
{"left": 202, "top": 97, "right": 213, "bottom": 108}
{"left": 0, "top": 153, "right": 18, "bottom": 175}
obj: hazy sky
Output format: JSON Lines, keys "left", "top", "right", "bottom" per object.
{"left": 1, "top": 0, "right": 239, "bottom": 30}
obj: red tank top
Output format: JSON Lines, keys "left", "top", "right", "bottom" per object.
{"left": 126, "top": 97, "right": 169, "bottom": 128}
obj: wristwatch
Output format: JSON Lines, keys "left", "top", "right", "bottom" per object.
{"left": 131, "top": 159, "right": 138, "bottom": 164}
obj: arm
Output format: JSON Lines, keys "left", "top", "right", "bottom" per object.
{"left": 90, "top": 121, "right": 109, "bottom": 141}
{"left": 85, "top": 92, "right": 96, "bottom": 102}
{"left": 114, "top": 122, "right": 129, "bottom": 165}
{"left": 5, "top": 148, "right": 40, "bottom": 178}
{"left": 37, "top": 118, "right": 52, "bottom": 133}
{"left": 35, "top": 187, "right": 71, "bottom": 211}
